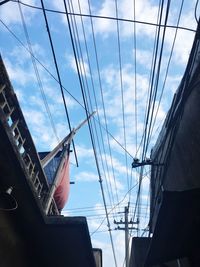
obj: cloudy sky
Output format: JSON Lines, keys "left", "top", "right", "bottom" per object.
{"left": 0, "top": 0, "right": 198, "bottom": 266}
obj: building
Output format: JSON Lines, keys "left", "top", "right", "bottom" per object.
{"left": 129, "top": 18, "right": 200, "bottom": 267}
{"left": 0, "top": 55, "right": 97, "bottom": 267}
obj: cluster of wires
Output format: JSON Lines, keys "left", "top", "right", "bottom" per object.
{"left": 131, "top": 0, "right": 186, "bottom": 237}
{"left": 0, "top": 0, "right": 198, "bottom": 266}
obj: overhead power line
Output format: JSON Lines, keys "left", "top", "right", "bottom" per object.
{"left": 62, "top": 0, "right": 118, "bottom": 266}
{"left": 114, "top": 0, "right": 130, "bottom": 197}
{"left": 67, "top": 0, "right": 119, "bottom": 217}
{"left": 86, "top": 0, "right": 120, "bottom": 210}
{"left": 195, "top": 0, "right": 200, "bottom": 23}
{"left": 11, "top": 0, "right": 196, "bottom": 33}
{"left": 40, "top": 0, "right": 78, "bottom": 166}
{"left": 0, "top": 18, "right": 134, "bottom": 160}
{"left": 17, "top": 1, "right": 60, "bottom": 144}
{"left": 0, "top": 0, "right": 10, "bottom": 5}
{"left": 148, "top": 0, "right": 185, "bottom": 144}
{"left": 131, "top": 0, "right": 168, "bottom": 237}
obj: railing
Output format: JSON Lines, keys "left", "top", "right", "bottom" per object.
{"left": 0, "top": 61, "right": 59, "bottom": 215}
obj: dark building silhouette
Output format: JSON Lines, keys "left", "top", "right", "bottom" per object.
{"left": 0, "top": 55, "right": 98, "bottom": 266}
{"left": 129, "top": 18, "right": 200, "bottom": 267}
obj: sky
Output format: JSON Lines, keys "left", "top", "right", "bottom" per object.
{"left": 0, "top": 0, "right": 198, "bottom": 266}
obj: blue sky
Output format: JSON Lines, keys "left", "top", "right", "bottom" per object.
{"left": 0, "top": 0, "right": 198, "bottom": 266}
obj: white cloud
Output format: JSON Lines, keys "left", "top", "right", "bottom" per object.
{"left": 68, "top": 55, "right": 90, "bottom": 77}
{"left": 22, "top": 108, "right": 59, "bottom": 149}
{"left": 93, "top": 0, "right": 196, "bottom": 68}
{"left": 3, "top": 58, "right": 35, "bottom": 86}
{"left": 75, "top": 171, "right": 98, "bottom": 182}
{"left": 51, "top": 0, "right": 90, "bottom": 40}
{"left": 162, "top": 6, "right": 196, "bottom": 67}
{"left": 51, "top": 0, "right": 89, "bottom": 14}
{"left": 1, "top": 2, "right": 197, "bottom": 266}
{"left": 0, "top": 0, "right": 36, "bottom": 26}
{"left": 136, "top": 49, "right": 153, "bottom": 69}
{"left": 100, "top": 64, "right": 149, "bottom": 119}
{"left": 76, "top": 143, "right": 93, "bottom": 156}
{"left": 92, "top": 0, "right": 159, "bottom": 38}
{"left": 93, "top": 0, "right": 116, "bottom": 37}
{"left": 92, "top": 231, "right": 125, "bottom": 267}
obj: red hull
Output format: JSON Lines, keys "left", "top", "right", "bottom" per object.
{"left": 54, "top": 156, "right": 70, "bottom": 210}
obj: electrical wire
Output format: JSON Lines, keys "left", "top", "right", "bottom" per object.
{"left": 114, "top": 0, "right": 130, "bottom": 198}
{"left": 131, "top": 0, "right": 168, "bottom": 237}
{"left": 134, "top": 0, "right": 163, "bottom": 159}
{"left": 0, "top": 18, "right": 134, "bottom": 162}
{"left": 0, "top": 0, "right": 10, "bottom": 5}
{"left": 129, "top": 0, "right": 138, "bottom": 205}
{"left": 144, "top": 0, "right": 171, "bottom": 159}
{"left": 133, "top": 0, "right": 138, "bottom": 154}
{"left": 148, "top": 28, "right": 200, "bottom": 233}
{"left": 90, "top": 176, "right": 146, "bottom": 236}
{"left": 148, "top": 0, "right": 185, "bottom": 145}
{"left": 78, "top": 0, "right": 119, "bottom": 211}
{"left": 0, "top": 194, "right": 18, "bottom": 211}
{"left": 40, "top": 0, "right": 78, "bottom": 167}
{"left": 11, "top": 0, "right": 196, "bottom": 33}
{"left": 62, "top": 1, "right": 118, "bottom": 265}
{"left": 77, "top": 0, "right": 120, "bottom": 212}
{"left": 2, "top": 1, "right": 198, "bottom": 262}
{"left": 86, "top": 0, "right": 121, "bottom": 211}
{"left": 90, "top": 229, "right": 116, "bottom": 235}
{"left": 67, "top": 0, "right": 117, "bottom": 215}
{"left": 195, "top": 0, "right": 200, "bottom": 23}
{"left": 17, "top": 1, "right": 60, "bottom": 144}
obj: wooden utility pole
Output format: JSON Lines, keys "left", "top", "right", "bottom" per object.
{"left": 114, "top": 205, "right": 138, "bottom": 267}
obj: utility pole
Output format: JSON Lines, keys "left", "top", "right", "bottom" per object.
{"left": 114, "top": 205, "right": 138, "bottom": 267}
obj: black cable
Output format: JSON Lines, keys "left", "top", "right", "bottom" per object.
{"left": 148, "top": 0, "right": 185, "bottom": 145}
{"left": 149, "top": 22, "right": 200, "bottom": 228}
{"left": 144, "top": 0, "right": 171, "bottom": 159}
{"left": 135, "top": 0, "right": 163, "bottom": 159}
{"left": 90, "top": 177, "right": 144, "bottom": 237}
{"left": 17, "top": 1, "right": 60, "bottom": 144}
{"left": 86, "top": 0, "right": 120, "bottom": 208}
{"left": 90, "top": 229, "right": 115, "bottom": 235}
{"left": 131, "top": 0, "right": 166, "bottom": 237}
{"left": 62, "top": 1, "right": 118, "bottom": 266}
{"left": 40, "top": 0, "right": 78, "bottom": 166}
{"left": 129, "top": 0, "right": 138, "bottom": 204}
{"left": 133, "top": 0, "right": 137, "bottom": 153}
{"left": 141, "top": 0, "right": 166, "bottom": 162}
{"left": 11, "top": 0, "right": 196, "bottom": 33}
{"left": 66, "top": 201, "right": 149, "bottom": 213}
{"left": 149, "top": 36, "right": 200, "bottom": 234}
{"left": 0, "top": 18, "right": 135, "bottom": 173}
{"left": 67, "top": 0, "right": 116, "bottom": 210}
{"left": 195, "top": 0, "right": 200, "bottom": 23}
{"left": 114, "top": 0, "right": 130, "bottom": 196}
{"left": 1, "top": 20, "right": 133, "bottom": 182}
{"left": 142, "top": 0, "right": 171, "bottom": 234}
{"left": 0, "top": 0, "right": 10, "bottom": 5}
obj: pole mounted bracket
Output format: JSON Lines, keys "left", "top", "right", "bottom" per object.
{"left": 131, "top": 158, "right": 164, "bottom": 168}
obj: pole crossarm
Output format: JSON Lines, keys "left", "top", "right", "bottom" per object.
{"left": 113, "top": 206, "right": 133, "bottom": 267}
{"left": 115, "top": 226, "right": 137, "bottom": 231}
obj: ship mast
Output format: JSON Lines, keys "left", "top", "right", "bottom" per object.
{"left": 42, "top": 111, "right": 96, "bottom": 214}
